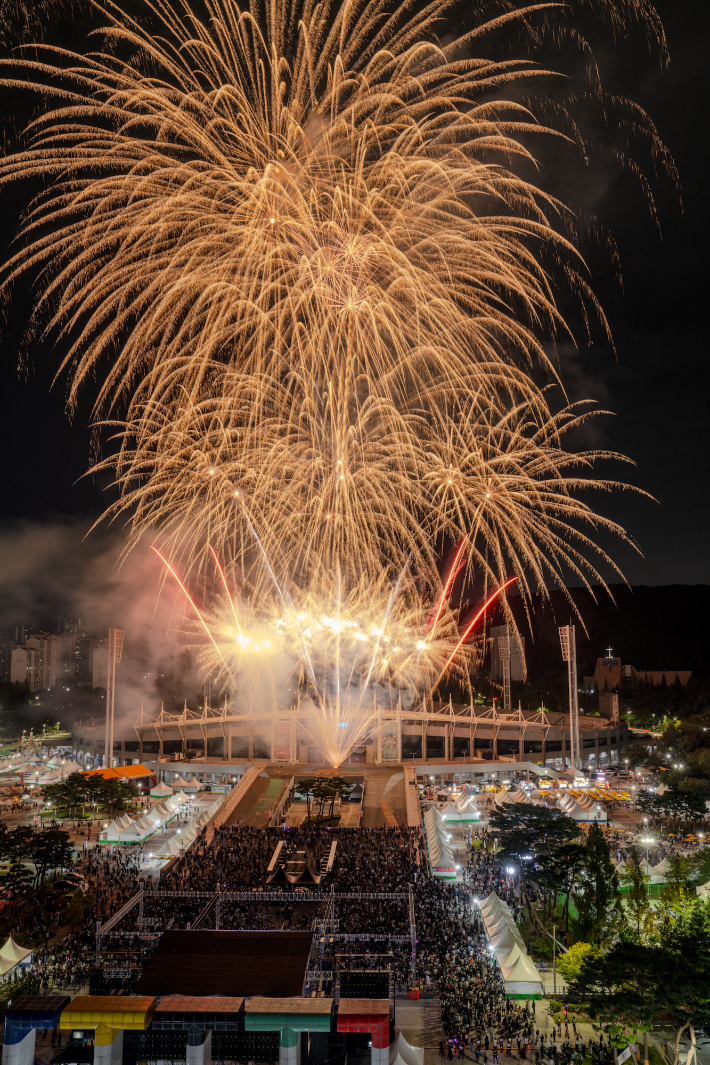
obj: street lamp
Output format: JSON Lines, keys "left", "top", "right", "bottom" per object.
{"left": 641, "top": 836, "right": 655, "bottom": 887}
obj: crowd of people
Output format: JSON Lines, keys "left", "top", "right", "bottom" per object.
{"left": 1, "top": 787, "right": 631, "bottom": 1065}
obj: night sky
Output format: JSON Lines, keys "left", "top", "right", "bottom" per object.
{"left": 0, "top": 0, "right": 708, "bottom": 595}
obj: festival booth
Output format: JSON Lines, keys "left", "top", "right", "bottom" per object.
{"left": 180, "top": 775, "right": 203, "bottom": 793}
{"left": 0, "top": 936, "right": 33, "bottom": 980}
{"left": 149, "top": 781, "right": 173, "bottom": 798}
{"left": 169, "top": 775, "right": 191, "bottom": 790}
{"left": 696, "top": 880, "right": 710, "bottom": 899}
{"left": 151, "top": 836, "right": 183, "bottom": 859}
{"left": 390, "top": 1034, "right": 424, "bottom": 1065}
{"left": 440, "top": 800, "right": 479, "bottom": 823}
{"left": 558, "top": 793, "right": 607, "bottom": 822}
{"left": 423, "top": 808, "right": 457, "bottom": 877}
{"left": 478, "top": 892, "right": 542, "bottom": 999}
{"left": 494, "top": 788, "right": 532, "bottom": 809}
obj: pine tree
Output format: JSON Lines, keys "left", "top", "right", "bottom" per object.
{"left": 621, "top": 847, "right": 651, "bottom": 940}
{"left": 573, "top": 823, "right": 623, "bottom": 946}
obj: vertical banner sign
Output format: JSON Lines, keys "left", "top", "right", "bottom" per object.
{"left": 382, "top": 719, "right": 399, "bottom": 760}
{"left": 273, "top": 720, "right": 291, "bottom": 760}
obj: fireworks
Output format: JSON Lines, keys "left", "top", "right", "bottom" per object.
{"left": 0, "top": 0, "right": 671, "bottom": 759}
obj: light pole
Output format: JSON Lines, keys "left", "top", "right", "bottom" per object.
{"left": 641, "top": 836, "right": 655, "bottom": 891}
{"left": 552, "top": 924, "right": 557, "bottom": 998}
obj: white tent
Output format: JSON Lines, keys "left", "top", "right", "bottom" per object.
{"left": 151, "top": 836, "right": 182, "bottom": 859}
{"left": 178, "top": 823, "right": 199, "bottom": 846}
{"left": 390, "top": 1034, "right": 424, "bottom": 1065}
{"left": 132, "top": 814, "right": 155, "bottom": 836}
{"left": 150, "top": 781, "right": 173, "bottom": 798}
{"left": 173, "top": 791, "right": 190, "bottom": 806}
{"left": 62, "top": 760, "right": 83, "bottom": 774}
{"left": 441, "top": 800, "right": 479, "bottom": 823}
{"left": 696, "top": 880, "right": 710, "bottom": 899}
{"left": 561, "top": 798, "right": 606, "bottom": 822}
{"left": 424, "top": 807, "right": 457, "bottom": 874}
{"left": 479, "top": 891, "right": 511, "bottom": 919}
{"left": 0, "top": 936, "right": 32, "bottom": 978}
{"left": 171, "top": 775, "right": 191, "bottom": 789}
{"left": 655, "top": 783, "right": 669, "bottom": 796}
{"left": 478, "top": 893, "right": 541, "bottom": 997}
{"left": 181, "top": 776, "right": 203, "bottom": 792}
{"left": 498, "top": 943, "right": 543, "bottom": 996}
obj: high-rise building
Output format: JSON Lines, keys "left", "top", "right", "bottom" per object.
{"left": 57, "top": 617, "right": 90, "bottom": 682}
{"left": 0, "top": 637, "right": 15, "bottom": 684}
{"left": 10, "top": 644, "right": 42, "bottom": 690}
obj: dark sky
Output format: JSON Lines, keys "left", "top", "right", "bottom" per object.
{"left": 0, "top": 0, "right": 708, "bottom": 591}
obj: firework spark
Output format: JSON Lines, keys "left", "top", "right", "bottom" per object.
{"left": 0, "top": 0, "right": 671, "bottom": 749}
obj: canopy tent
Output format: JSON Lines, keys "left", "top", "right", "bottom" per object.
{"left": 652, "top": 858, "right": 671, "bottom": 876}
{"left": 498, "top": 943, "right": 543, "bottom": 996}
{"left": 177, "top": 823, "right": 198, "bottom": 845}
{"left": 170, "top": 775, "right": 191, "bottom": 789}
{"left": 180, "top": 776, "right": 203, "bottom": 792}
{"left": 479, "top": 891, "right": 511, "bottom": 919}
{"left": 62, "top": 760, "right": 83, "bottom": 774}
{"left": 150, "top": 781, "right": 173, "bottom": 798}
{"left": 292, "top": 866, "right": 321, "bottom": 885}
{"left": 655, "top": 783, "right": 669, "bottom": 796}
{"left": 424, "top": 807, "right": 457, "bottom": 876}
{"left": 390, "top": 1035, "right": 424, "bottom": 1065}
{"left": 267, "top": 865, "right": 294, "bottom": 886}
{"left": 559, "top": 794, "right": 606, "bottom": 822}
{"left": 696, "top": 880, "right": 710, "bottom": 899}
{"left": 0, "top": 936, "right": 32, "bottom": 977}
{"left": 151, "top": 836, "right": 182, "bottom": 859}
{"left": 478, "top": 894, "right": 542, "bottom": 998}
{"left": 440, "top": 800, "right": 479, "bottom": 823}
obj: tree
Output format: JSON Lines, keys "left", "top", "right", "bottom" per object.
{"left": 0, "top": 827, "right": 34, "bottom": 914}
{"left": 490, "top": 803, "right": 579, "bottom": 922}
{"left": 311, "top": 779, "right": 337, "bottom": 820}
{"left": 325, "top": 776, "right": 354, "bottom": 818}
{"left": 569, "top": 941, "right": 662, "bottom": 1051}
{"left": 43, "top": 772, "right": 137, "bottom": 817}
{"left": 295, "top": 777, "right": 319, "bottom": 822}
{"left": 571, "top": 903, "right": 710, "bottom": 1065}
{"left": 619, "top": 847, "right": 651, "bottom": 940}
{"left": 29, "top": 828, "right": 74, "bottom": 893}
{"left": 535, "top": 841, "right": 586, "bottom": 935}
{"left": 556, "top": 941, "right": 600, "bottom": 984}
{"left": 573, "top": 823, "right": 623, "bottom": 947}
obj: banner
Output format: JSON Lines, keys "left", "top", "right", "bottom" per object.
{"left": 273, "top": 720, "right": 291, "bottom": 760}
{"left": 382, "top": 719, "right": 399, "bottom": 760}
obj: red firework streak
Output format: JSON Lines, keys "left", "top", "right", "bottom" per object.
{"left": 432, "top": 576, "right": 518, "bottom": 690}
{"left": 426, "top": 537, "right": 468, "bottom": 637}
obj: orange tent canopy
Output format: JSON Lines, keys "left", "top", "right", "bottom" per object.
{"left": 83, "top": 764, "right": 152, "bottom": 780}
